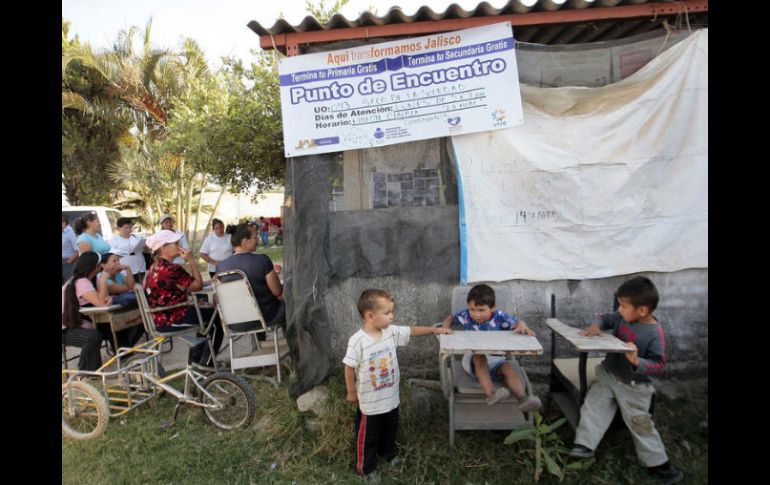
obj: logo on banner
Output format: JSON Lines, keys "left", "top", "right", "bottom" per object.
{"left": 373, "top": 127, "right": 386, "bottom": 144}
{"left": 295, "top": 139, "right": 318, "bottom": 150}
{"left": 492, "top": 108, "right": 507, "bottom": 127}
{"left": 447, "top": 116, "right": 462, "bottom": 130}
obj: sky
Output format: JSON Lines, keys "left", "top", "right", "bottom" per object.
{"left": 62, "top": 0, "right": 520, "bottom": 67}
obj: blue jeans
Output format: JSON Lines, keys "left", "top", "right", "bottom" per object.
{"left": 111, "top": 291, "right": 137, "bottom": 306}
{"left": 260, "top": 231, "right": 270, "bottom": 246}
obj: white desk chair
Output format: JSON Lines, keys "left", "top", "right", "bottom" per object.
{"left": 212, "top": 270, "right": 289, "bottom": 383}
{"left": 441, "top": 285, "right": 536, "bottom": 447}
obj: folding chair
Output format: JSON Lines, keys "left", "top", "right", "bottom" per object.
{"left": 440, "top": 285, "right": 536, "bottom": 448}
{"left": 133, "top": 284, "right": 211, "bottom": 369}
{"left": 212, "top": 270, "right": 289, "bottom": 383}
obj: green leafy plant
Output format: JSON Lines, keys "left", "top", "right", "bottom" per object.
{"left": 504, "top": 411, "right": 594, "bottom": 482}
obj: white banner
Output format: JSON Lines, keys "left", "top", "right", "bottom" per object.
{"left": 452, "top": 30, "right": 708, "bottom": 282}
{"left": 278, "top": 23, "right": 523, "bottom": 157}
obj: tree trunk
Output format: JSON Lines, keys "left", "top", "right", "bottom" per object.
{"left": 154, "top": 195, "right": 164, "bottom": 230}
{"left": 185, "top": 173, "right": 195, "bottom": 243}
{"left": 191, "top": 173, "right": 207, "bottom": 249}
{"left": 200, "top": 185, "right": 227, "bottom": 243}
{"left": 176, "top": 159, "right": 184, "bottom": 231}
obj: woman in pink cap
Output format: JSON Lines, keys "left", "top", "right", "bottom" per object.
{"left": 144, "top": 230, "right": 223, "bottom": 367}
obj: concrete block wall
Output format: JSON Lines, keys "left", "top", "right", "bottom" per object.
{"left": 325, "top": 269, "right": 708, "bottom": 383}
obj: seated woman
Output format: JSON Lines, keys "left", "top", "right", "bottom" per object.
{"left": 75, "top": 213, "right": 111, "bottom": 255}
{"left": 97, "top": 252, "right": 138, "bottom": 307}
{"left": 84, "top": 253, "right": 144, "bottom": 352}
{"left": 62, "top": 252, "right": 108, "bottom": 371}
{"left": 144, "top": 230, "right": 223, "bottom": 367}
{"left": 217, "top": 223, "right": 285, "bottom": 339}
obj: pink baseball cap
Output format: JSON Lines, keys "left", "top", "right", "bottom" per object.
{"left": 146, "top": 230, "right": 183, "bottom": 251}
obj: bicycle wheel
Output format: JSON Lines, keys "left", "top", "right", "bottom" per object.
{"left": 201, "top": 372, "right": 256, "bottom": 430}
{"left": 62, "top": 381, "right": 109, "bottom": 440}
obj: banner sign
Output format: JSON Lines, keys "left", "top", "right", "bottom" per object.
{"left": 451, "top": 30, "right": 709, "bottom": 282}
{"left": 278, "top": 22, "right": 523, "bottom": 157}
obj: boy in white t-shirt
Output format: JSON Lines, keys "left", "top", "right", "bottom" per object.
{"left": 343, "top": 289, "right": 453, "bottom": 478}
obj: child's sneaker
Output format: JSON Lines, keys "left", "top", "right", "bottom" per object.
{"left": 568, "top": 444, "right": 595, "bottom": 459}
{"left": 486, "top": 387, "right": 510, "bottom": 405}
{"left": 649, "top": 462, "right": 684, "bottom": 484}
{"left": 362, "top": 470, "right": 381, "bottom": 483}
{"left": 517, "top": 395, "right": 542, "bottom": 412}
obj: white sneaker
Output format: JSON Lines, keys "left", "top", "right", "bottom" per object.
{"left": 517, "top": 395, "right": 542, "bottom": 412}
{"left": 486, "top": 387, "right": 510, "bottom": 406}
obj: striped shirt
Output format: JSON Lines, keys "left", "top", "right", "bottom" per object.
{"left": 597, "top": 312, "right": 666, "bottom": 384}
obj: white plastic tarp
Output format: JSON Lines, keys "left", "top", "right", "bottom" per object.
{"left": 452, "top": 30, "right": 708, "bottom": 282}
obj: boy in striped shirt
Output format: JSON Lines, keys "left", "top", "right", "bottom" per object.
{"left": 569, "top": 276, "right": 683, "bottom": 484}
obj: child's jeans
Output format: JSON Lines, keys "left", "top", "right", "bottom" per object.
{"left": 574, "top": 364, "right": 668, "bottom": 467}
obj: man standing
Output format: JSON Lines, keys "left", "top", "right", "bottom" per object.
{"left": 61, "top": 214, "right": 79, "bottom": 282}
{"left": 159, "top": 214, "right": 190, "bottom": 265}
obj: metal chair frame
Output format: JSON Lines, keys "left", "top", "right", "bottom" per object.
{"left": 212, "top": 270, "right": 289, "bottom": 383}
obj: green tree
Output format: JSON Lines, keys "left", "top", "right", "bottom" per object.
{"left": 62, "top": 19, "right": 129, "bottom": 205}
{"left": 304, "top": 0, "right": 351, "bottom": 23}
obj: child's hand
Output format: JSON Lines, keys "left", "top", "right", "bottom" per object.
{"left": 346, "top": 391, "right": 358, "bottom": 404}
{"left": 579, "top": 323, "right": 602, "bottom": 337}
{"left": 514, "top": 322, "right": 535, "bottom": 336}
{"left": 624, "top": 342, "right": 640, "bottom": 366}
{"left": 433, "top": 327, "right": 453, "bottom": 335}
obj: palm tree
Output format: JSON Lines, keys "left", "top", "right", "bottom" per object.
{"left": 63, "top": 19, "right": 174, "bottom": 142}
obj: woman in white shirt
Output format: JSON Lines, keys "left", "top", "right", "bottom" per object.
{"left": 108, "top": 217, "right": 147, "bottom": 282}
{"left": 199, "top": 219, "right": 233, "bottom": 278}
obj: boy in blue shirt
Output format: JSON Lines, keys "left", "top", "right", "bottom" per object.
{"left": 442, "top": 284, "right": 542, "bottom": 411}
{"left": 568, "top": 276, "right": 683, "bottom": 485}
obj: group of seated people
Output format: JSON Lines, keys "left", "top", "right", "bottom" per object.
{"left": 61, "top": 217, "right": 285, "bottom": 372}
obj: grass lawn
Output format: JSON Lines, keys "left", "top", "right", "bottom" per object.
{"left": 63, "top": 370, "right": 707, "bottom": 484}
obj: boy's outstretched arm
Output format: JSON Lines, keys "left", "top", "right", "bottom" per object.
{"left": 344, "top": 365, "right": 358, "bottom": 404}
{"left": 411, "top": 326, "right": 453, "bottom": 336}
{"left": 441, "top": 314, "right": 453, "bottom": 329}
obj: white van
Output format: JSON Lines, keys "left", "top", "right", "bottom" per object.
{"left": 62, "top": 206, "right": 123, "bottom": 240}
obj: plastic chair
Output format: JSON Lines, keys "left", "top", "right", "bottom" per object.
{"left": 133, "top": 284, "right": 211, "bottom": 368}
{"left": 212, "top": 270, "right": 289, "bottom": 383}
{"left": 440, "top": 285, "right": 536, "bottom": 448}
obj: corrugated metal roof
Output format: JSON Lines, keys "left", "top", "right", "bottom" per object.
{"left": 249, "top": 0, "right": 707, "bottom": 47}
